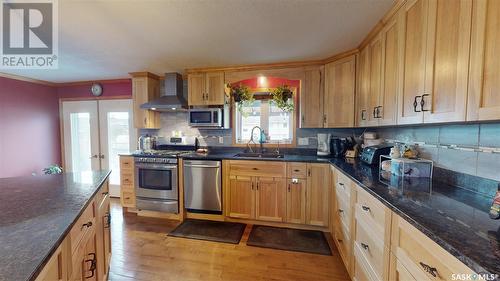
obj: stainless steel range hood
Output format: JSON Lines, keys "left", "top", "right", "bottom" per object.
{"left": 140, "top": 73, "right": 187, "bottom": 111}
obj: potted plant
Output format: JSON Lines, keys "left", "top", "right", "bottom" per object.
{"left": 226, "top": 83, "right": 255, "bottom": 115}
{"left": 271, "top": 85, "right": 294, "bottom": 112}
{"left": 43, "top": 165, "right": 63, "bottom": 175}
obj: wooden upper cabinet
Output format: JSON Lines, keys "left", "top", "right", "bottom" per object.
{"left": 398, "top": 0, "right": 472, "bottom": 124}
{"left": 131, "top": 73, "right": 161, "bottom": 129}
{"left": 423, "top": 0, "right": 472, "bottom": 123}
{"left": 228, "top": 175, "right": 255, "bottom": 219}
{"left": 301, "top": 67, "right": 324, "bottom": 128}
{"left": 188, "top": 72, "right": 225, "bottom": 106}
{"left": 468, "top": 0, "right": 500, "bottom": 121}
{"left": 367, "top": 35, "right": 383, "bottom": 126}
{"left": 206, "top": 72, "right": 225, "bottom": 105}
{"left": 324, "top": 55, "right": 356, "bottom": 128}
{"left": 188, "top": 73, "right": 206, "bottom": 106}
{"left": 397, "top": 0, "right": 428, "bottom": 125}
{"left": 306, "top": 163, "right": 330, "bottom": 227}
{"left": 255, "top": 177, "right": 286, "bottom": 222}
{"left": 379, "top": 16, "right": 401, "bottom": 126}
{"left": 356, "top": 47, "right": 370, "bottom": 127}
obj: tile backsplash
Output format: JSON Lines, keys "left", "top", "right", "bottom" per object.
{"left": 375, "top": 123, "right": 500, "bottom": 181}
{"left": 141, "top": 111, "right": 500, "bottom": 182}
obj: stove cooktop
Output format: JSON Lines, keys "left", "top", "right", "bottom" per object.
{"left": 132, "top": 150, "right": 193, "bottom": 158}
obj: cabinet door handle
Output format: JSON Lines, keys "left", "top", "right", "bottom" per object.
{"left": 338, "top": 209, "right": 344, "bottom": 213}
{"left": 84, "top": 253, "right": 97, "bottom": 279}
{"left": 376, "top": 106, "right": 382, "bottom": 118}
{"left": 144, "top": 117, "right": 147, "bottom": 125}
{"left": 288, "top": 184, "right": 291, "bottom": 192}
{"left": 361, "top": 110, "right": 366, "bottom": 120}
{"left": 361, "top": 205, "right": 370, "bottom": 212}
{"left": 308, "top": 169, "right": 311, "bottom": 177}
{"left": 361, "top": 243, "right": 369, "bottom": 250}
{"left": 419, "top": 262, "right": 438, "bottom": 277}
{"left": 421, "top": 94, "right": 430, "bottom": 112}
{"left": 413, "top": 96, "right": 422, "bottom": 112}
{"left": 102, "top": 191, "right": 109, "bottom": 195}
{"left": 251, "top": 182, "right": 254, "bottom": 190}
{"left": 256, "top": 182, "right": 259, "bottom": 190}
{"left": 104, "top": 213, "right": 111, "bottom": 228}
{"left": 323, "top": 115, "right": 327, "bottom": 124}
{"left": 337, "top": 238, "right": 343, "bottom": 243}
{"left": 373, "top": 107, "right": 377, "bottom": 118}
{"left": 301, "top": 115, "right": 305, "bottom": 123}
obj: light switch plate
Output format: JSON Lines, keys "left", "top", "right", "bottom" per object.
{"left": 298, "top": 137, "right": 309, "bottom": 146}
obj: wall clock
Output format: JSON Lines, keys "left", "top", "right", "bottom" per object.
{"left": 91, "top": 83, "right": 103, "bottom": 97}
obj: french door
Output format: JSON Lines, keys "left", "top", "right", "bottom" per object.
{"left": 62, "top": 99, "right": 136, "bottom": 196}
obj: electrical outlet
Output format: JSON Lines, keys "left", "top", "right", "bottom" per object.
{"left": 298, "top": 137, "right": 309, "bottom": 146}
{"left": 219, "top": 136, "right": 224, "bottom": 144}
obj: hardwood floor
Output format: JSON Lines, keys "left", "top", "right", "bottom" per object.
{"left": 108, "top": 199, "right": 350, "bottom": 281}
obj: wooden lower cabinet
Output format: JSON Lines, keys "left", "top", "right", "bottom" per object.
{"left": 35, "top": 180, "right": 111, "bottom": 281}
{"left": 35, "top": 238, "right": 70, "bottom": 281}
{"left": 226, "top": 161, "right": 329, "bottom": 227}
{"left": 389, "top": 254, "right": 417, "bottom": 281}
{"left": 286, "top": 177, "right": 307, "bottom": 224}
{"left": 391, "top": 214, "right": 475, "bottom": 281}
{"left": 119, "top": 156, "right": 136, "bottom": 208}
{"left": 255, "top": 177, "right": 286, "bottom": 222}
{"left": 228, "top": 175, "right": 255, "bottom": 219}
{"left": 306, "top": 163, "right": 330, "bottom": 227}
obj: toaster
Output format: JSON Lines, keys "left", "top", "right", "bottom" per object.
{"left": 360, "top": 144, "right": 394, "bottom": 165}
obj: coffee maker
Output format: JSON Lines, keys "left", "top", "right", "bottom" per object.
{"left": 317, "top": 133, "right": 332, "bottom": 156}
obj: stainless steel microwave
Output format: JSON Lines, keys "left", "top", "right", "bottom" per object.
{"left": 188, "top": 108, "right": 229, "bottom": 128}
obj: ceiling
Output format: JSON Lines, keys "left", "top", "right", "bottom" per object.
{"left": 2, "top": 0, "right": 394, "bottom": 83}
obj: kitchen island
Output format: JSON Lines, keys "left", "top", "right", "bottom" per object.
{"left": 0, "top": 170, "right": 111, "bottom": 281}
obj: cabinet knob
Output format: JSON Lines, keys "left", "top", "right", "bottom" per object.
{"left": 82, "top": 221, "right": 92, "bottom": 229}
{"left": 361, "top": 243, "right": 369, "bottom": 250}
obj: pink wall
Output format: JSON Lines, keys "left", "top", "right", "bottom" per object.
{"left": 0, "top": 77, "right": 61, "bottom": 178}
{"left": 57, "top": 80, "right": 132, "bottom": 99}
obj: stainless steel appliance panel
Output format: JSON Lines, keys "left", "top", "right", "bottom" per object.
{"left": 135, "top": 162, "right": 178, "bottom": 200}
{"left": 183, "top": 160, "right": 222, "bottom": 213}
{"left": 136, "top": 198, "right": 179, "bottom": 213}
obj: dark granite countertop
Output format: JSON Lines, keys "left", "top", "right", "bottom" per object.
{"left": 180, "top": 151, "right": 332, "bottom": 163}
{"left": 0, "top": 170, "right": 111, "bottom": 281}
{"left": 181, "top": 151, "right": 499, "bottom": 275}
{"left": 328, "top": 158, "right": 499, "bottom": 277}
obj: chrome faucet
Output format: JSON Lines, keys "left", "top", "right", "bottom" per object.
{"left": 247, "top": 126, "right": 264, "bottom": 153}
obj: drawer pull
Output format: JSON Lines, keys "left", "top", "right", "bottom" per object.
{"left": 82, "top": 221, "right": 93, "bottom": 229}
{"left": 102, "top": 191, "right": 109, "bottom": 195}
{"left": 360, "top": 243, "right": 369, "bottom": 250}
{"left": 252, "top": 167, "right": 259, "bottom": 170}
{"left": 338, "top": 209, "right": 344, "bottom": 213}
{"left": 419, "top": 262, "right": 438, "bottom": 277}
{"left": 293, "top": 169, "right": 300, "bottom": 172}
{"left": 337, "top": 238, "right": 343, "bottom": 243}
{"left": 361, "top": 205, "right": 371, "bottom": 212}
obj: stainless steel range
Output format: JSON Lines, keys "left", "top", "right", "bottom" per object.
{"left": 134, "top": 137, "right": 197, "bottom": 213}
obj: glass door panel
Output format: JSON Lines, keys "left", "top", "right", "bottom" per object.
{"left": 98, "top": 99, "right": 136, "bottom": 197}
{"left": 62, "top": 101, "right": 100, "bottom": 183}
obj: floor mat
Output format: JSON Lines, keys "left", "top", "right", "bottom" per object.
{"left": 246, "top": 225, "right": 332, "bottom": 255}
{"left": 168, "top": 219, "right": 246, "bottom": 244}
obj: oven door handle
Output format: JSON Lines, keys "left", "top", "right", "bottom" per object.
{"left": 135, "top": 164, "right": 178, "bottom": 170}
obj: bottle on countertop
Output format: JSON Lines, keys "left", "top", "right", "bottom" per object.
{"left": 489, "top": 183, "right": 500, "bottom": 220}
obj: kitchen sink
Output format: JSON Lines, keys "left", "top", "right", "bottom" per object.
{"left": 234, "top": 152, "right": 284, "bottom": 159}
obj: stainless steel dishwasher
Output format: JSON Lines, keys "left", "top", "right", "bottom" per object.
{"left": 183, "top": 160, "right": 222, "bottom": 214}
